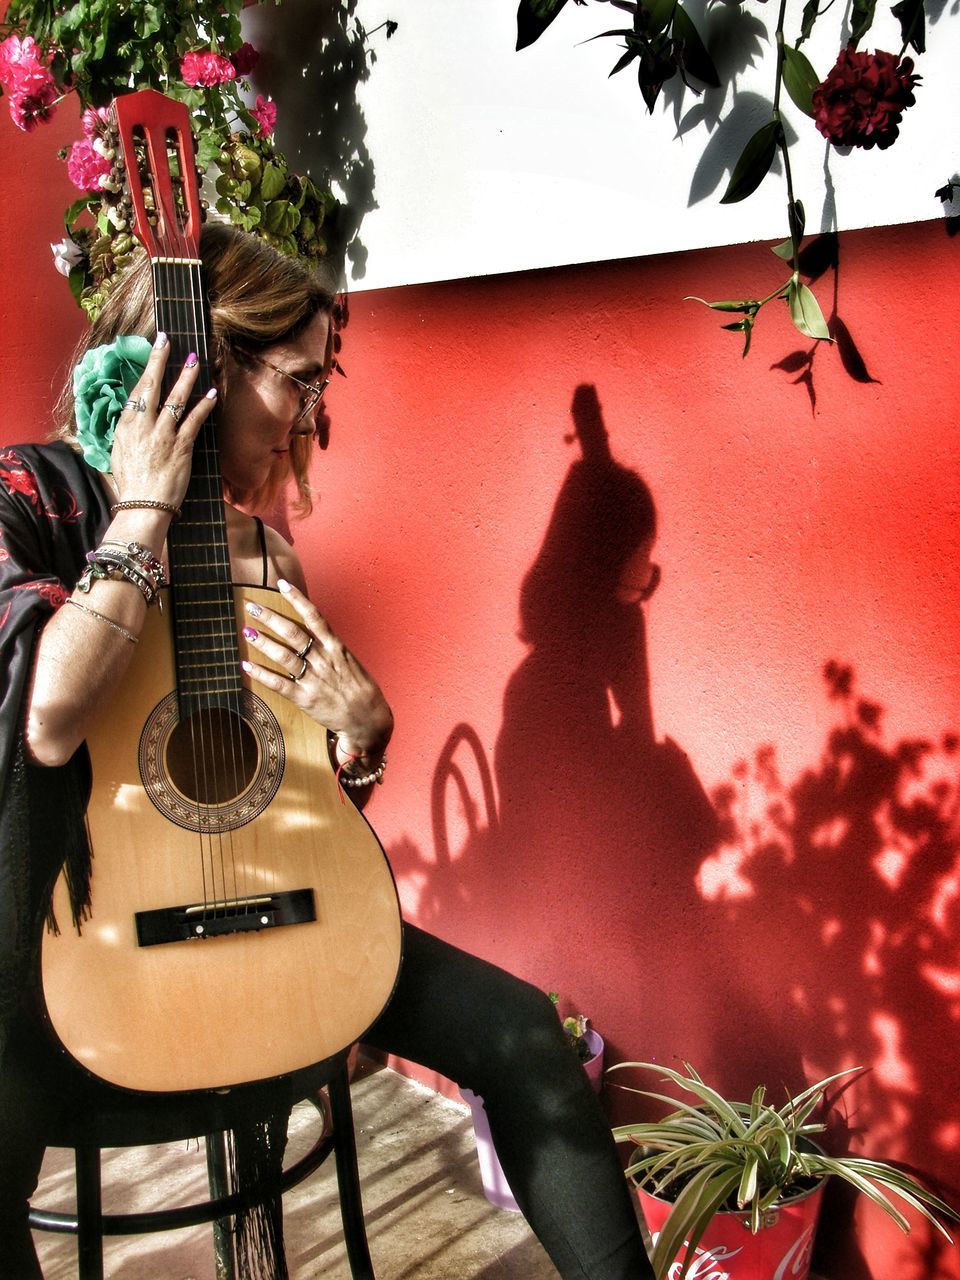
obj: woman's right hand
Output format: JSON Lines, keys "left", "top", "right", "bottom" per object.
{"left": 108, "top": 332, "right": 217, "bottom": 509}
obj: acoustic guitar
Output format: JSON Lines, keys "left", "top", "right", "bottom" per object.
{"left": 40, "top": 89, "right": 403, "bottom": 1094}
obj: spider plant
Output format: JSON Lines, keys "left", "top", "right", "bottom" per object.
{"left": 610, "top": 1060, "right": 958, "bottom": 1280}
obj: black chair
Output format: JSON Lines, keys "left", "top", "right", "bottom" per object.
{"left": 27, "top": 1043, "right": 375, "bottom": 1280}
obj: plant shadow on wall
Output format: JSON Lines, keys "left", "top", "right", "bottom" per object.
{"left": 699, "top": 660, "right": 960, "bottom": 1277}
{"left": 246, "top": 0, "right": 391, "bottom": 279}
{"left": 769, "top": 231, "right": 881, "bottom": 412}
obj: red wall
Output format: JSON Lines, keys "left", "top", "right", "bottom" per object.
{"left": 3, "top": 100, "right": 959, "bottom": 1279}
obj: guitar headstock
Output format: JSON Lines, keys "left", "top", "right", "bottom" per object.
{"left": 112, "top": 89, "right": 202, "bottom": 263}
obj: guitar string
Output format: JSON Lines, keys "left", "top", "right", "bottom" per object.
{"left": 187, "top": 250, "right": 251, "bottom": 919}
{"left": 179, "top": 245, "right": 242, "bottom": 920}
{"left": 156, "top": 249, "right": 215, "bottom": 920}
{"left": 155, "top": 177, "right": 237, "bottom": 924}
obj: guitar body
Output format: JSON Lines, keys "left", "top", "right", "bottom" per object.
{"left": 40, "top": 585, "right": 402, "bottom": 1093}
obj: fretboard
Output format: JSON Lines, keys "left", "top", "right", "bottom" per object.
{"left": 154, "top": 258, "right": 242, "bottom": 719}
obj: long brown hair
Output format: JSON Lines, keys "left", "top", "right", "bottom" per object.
{"left": 54, "top": 223, "right": 337, "bottom": 514}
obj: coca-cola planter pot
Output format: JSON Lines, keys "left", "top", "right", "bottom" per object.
{"left": 637, "top": 1178, "right": 825, "bottom": 1280}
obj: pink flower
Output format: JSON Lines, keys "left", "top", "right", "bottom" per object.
{"left": 230, "top": 42, "right": 260, "bottom": 76}
{"left": 812, "top": 46, "right": 920, "bottom": 150}
{"left": 8, "top": 81, "right": 58, "bottom": 131}
{"left": 252, "top": 94, "right": 277, "bottom": 138}
{"left": 0, "top": 34, "right": 54, "bottom": 97}
{"left": 66, "top": 138, "right": 112, "bottom": 192}
{"left": 180, "top": 50, "right": 237, "bottom": 88}
{"left": 0, "top": 34, "right": 60, "bottom": 131}
{"left": 81, "top": 105, "right": 112, "bottom": 139}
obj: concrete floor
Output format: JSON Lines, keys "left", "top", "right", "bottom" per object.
{"left": 32, "top": 1063, "right": 830, "bottom": 1279}
{"left": 32, "top": 1061, "right": 564, "bottom": 1279}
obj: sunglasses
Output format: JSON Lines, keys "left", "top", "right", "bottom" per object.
{"left": 240, "top": 351, "right": 330, "bottom": 424}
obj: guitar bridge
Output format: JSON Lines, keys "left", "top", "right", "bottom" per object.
{"left": 135, "top": 889, "right": 316, "bottom": 947}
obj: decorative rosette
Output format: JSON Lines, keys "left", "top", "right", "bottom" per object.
{"left": 72, "top": 335, "right": 151, "bottom": 472}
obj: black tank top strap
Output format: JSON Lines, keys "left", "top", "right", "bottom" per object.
{"left": 252, "top": 516, "right": 269, "bottom": 588}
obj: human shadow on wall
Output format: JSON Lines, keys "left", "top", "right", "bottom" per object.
{"left": 703, "top": 661, "right": 960, "bottom": 1277}
{"left": 387, "top": 384, "right": 736, "bottom": 1094}
{"left": 247, "top": 0, "right": 385, "bottom": 278}
{"left": 493, "top": 383, "right": 716, "bottom": 881}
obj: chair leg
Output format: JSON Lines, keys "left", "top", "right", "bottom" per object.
{"left": 205, "top": 1131, "right": 237, "bottom": 1280}
{"left": 75, "top": 1145, "right": 104, "bottom": 1280}
{"left": 329, "top": 1066, "right": 375, "bottom": 1280}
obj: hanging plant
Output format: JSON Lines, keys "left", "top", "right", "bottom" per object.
{"left": 0, "top": 0, "right": 394, "bottom": 319}
{"left": 515, "top": 0, "right": 933, "bottom": 354}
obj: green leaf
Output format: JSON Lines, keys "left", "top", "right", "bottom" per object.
{"left": 720, "top": 120, "right": 781, "bottom": 204}
{"left": 260, "top": 161, "right": 286, "bottom": 202}
{"left": 652, "top": 1165, "right": 744, "bottom": 1279}
{"left": 686, "top": 296, "right": 759, "bottom": 314}
{"left": 67, "top": 263, "right": 88, "bottom": 307}
{"left": 787, "top": 280, "right": 831, "bottom": 340}
{"left": 644, "top": 0, "right": 677, "bottom": 37}
{"left": 797, "top": 0, "right": 821, "bottom": 44}
{"left": 781, "top": 45, "right": 819, "bottom": 117}
{"left": 672, "top": 5, "right": 720, "bottom": 87}
{"left": 609, "top": 44, "right": 640, "bottom": 77}
{"left": 516, "top": 0, "right": 569, "bottom": 51}
{"left": 263, "top": 198, "right": 300, "bottom": 236}
{"left": 789, "top": 198, "right": 806, "bottom": 245}
{"left": 196, "top": 132, "right": 222, "bottom": 171}
{"left": 850, "top": 0, "right": 878, "bottom": 45}
{"left": 891, "top": 0, "right": 925, "bottom": 53}
{"left": 63, "top": 197, "right": 93, "bottom": 234}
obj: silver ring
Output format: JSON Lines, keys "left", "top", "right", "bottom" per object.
{"left": 289, "top": 656, "right": 309, "bottom": 683}
{"left": 295, "top": 637, "right": 314, "bottom": 661}
{"left": 161, "top": 401, "right": 185, "bottom": 422}
{"left": 123, "top": 397, "right": 147, "bottom": 413}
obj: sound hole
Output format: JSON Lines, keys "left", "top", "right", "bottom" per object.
{"left": 165, "top": 708, "right": 259, "bottom": 805}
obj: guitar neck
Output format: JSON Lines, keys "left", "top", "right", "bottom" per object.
{"left": 154, "top": 259, "right": 241, "bottom": 718}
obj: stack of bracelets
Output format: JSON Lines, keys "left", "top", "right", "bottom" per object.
{"left": 76, "top": 540, "right": 167, "bottom": 609}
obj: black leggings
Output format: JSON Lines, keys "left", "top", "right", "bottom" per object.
{"left": 1, "top": 924, "right": 651, "bottom": 1279}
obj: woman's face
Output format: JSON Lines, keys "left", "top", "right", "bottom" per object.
{"left": 216, "top": 308, "right": 331, "bottom": 495}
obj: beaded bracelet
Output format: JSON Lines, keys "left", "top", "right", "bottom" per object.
{"left": 339, "top": 756, "right": 388, "bottom": 789}
{"left": 110, "top": 498, "right": 181, "bottom": 519}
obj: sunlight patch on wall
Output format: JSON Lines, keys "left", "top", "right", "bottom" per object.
{"left": 695, "top": 847, "right": 754, "bottom": 901}
{"left": 870, "top": 1011, "right": 918, "bottom": 1093}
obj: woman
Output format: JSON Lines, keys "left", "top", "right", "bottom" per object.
{"left": 0, "top": 224, "right": 652, "bottom": 1278}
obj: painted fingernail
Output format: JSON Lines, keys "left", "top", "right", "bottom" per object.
{"left": 154, "top": 331, "right": 168, "bottom": 349}
{"left": 241, "top": 660, "right": 253, "bottom": 674}
{"left": 278, "top": 579, "right": 291, "bottom": 593}
{"left": 245, "top": 601, "right": 262, "bottom": 618}
{"left": 242, "top": 626, "right": 258, "bottom": 641}
{"left": 205, "top": 387, "right": 218, "bottom": 401}
{"left": 185, "top": 352, "right": 198, "bottom": 368}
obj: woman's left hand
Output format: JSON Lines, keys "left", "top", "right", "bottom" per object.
{"left": 240, "top": 579, "right": 393, "bottom": 764}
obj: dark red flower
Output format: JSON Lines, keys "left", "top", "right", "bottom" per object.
{"left": 812, "top": 46, "right": 920, "bottom": 150}
{"left": 230, "top": 42, "right": 260, "bottom": 76}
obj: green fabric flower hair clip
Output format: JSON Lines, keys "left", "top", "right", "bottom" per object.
{"left": 73, "top": 335, "right": 152, "bottom": 472}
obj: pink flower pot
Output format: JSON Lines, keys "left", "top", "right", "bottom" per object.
{"left": 637, "top": 1176, "right": 826, "bottom": 1280}
{"left": 462, "top": 1030, "right": 605, "bottom": 1213}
